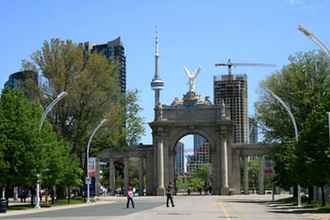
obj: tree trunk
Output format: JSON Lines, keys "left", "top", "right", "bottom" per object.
{"left": 51, "top": 186, "right": 55, "bottom": 205}
{"left": 321, "top": 185, "right": 326, "bottom": 206}
{"left": 5, "top": 184, "right": 10, "bottom": 207}
{"left": 67, "top": 187, "right": 71, "bottom": 204}
{"left": 30, "top": 187, "right": 35, "bottom": 206}
{"left": 293, "top": 185, "right": 298, "bottom": 198}
{"left": 308, "top": 186, "right": 313, "bottom": 204}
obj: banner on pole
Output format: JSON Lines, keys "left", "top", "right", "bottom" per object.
{"left": 88, "top": 157, "right": 97, "bottom": 177}
{"left": 264, "top": 159, "right": 273, "bottom": 176}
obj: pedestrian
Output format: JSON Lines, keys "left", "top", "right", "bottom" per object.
{"left": 208, "top": 185, "right": 212, "bottom": 195}
{"left": 126, "top": 186, "right": 135, "bottom": 208}
{"left": 198, "top": 187, "right": 202, "bottom": 195}
{"left": 166, "top": 182, "right": 175, "bottom": 207}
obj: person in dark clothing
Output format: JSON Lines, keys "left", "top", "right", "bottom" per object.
{"left": 126, "top": 186, "right": 135, "bottom": 208}
{"left": 166, "top": 182, "right": 175, "bottom": 207}
{"left": 198, "top": 187, "right": 202, "bottom": 195}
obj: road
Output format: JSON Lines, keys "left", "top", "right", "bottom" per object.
{"left": 0, "top": 195, "right": 316, "bottom": 220}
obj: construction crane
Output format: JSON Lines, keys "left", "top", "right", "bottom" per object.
{"left": 215, "top": 59, "right": 276, "bottom": 75}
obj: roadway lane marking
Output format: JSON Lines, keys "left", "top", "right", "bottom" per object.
{"left": 218, "top": 201, "right": 231, "bottom": 220}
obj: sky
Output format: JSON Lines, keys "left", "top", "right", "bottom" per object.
{"left": 1, "top": 0, "right": 330, "bottom": 145}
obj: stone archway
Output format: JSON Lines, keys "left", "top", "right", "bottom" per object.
{"left": 168, "top": 129, "right": 214, "bottom": 187}
{"left": 169, "top": 131, "right": 213, "bottom": 194}
{"left": 149, "top": 91, "right": 233, "bottom": 195}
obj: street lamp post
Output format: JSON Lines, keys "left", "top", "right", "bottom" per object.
{"left": 35, "top": 91, "right": 67, "bottom": 208}
{"left": 264, "top": 88, "right": 302, "bottom": 207}
{"left": 86, "top": 119, "right": 107, "bottom": 203}
{"left": 298, "top": 24, "right": 330, "bottom": 59}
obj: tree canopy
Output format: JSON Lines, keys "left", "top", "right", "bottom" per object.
{"left": 0, "top": 88, "right": 82, "bottom": 191}
{"left": 256, "top": 51, "right": 330, "bottom": 196}
{"left": 22, "top": 38, "right": 144, "bottom": 167}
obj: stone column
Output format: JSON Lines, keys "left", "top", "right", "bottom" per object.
{"left": 212, "top": 141, "right": 221, "bottom": 195}
{"left": 243, "top": 156, "right": 249, "bottom": 194}
{"left": 157, "top": 138, "right": 165, "bottom": 195}
{"left": 258, "top": 156, "right": 265, "bottom": 194}
{"left": 109, "top": 159, "right": 116, "bottom": 195}
{"left": 167, "top": 151, "right": 175, "bottom": 187}
{"left": 124, "top": 158, "right": 129, "bottom": 195}
{"left": 221, "top": 137, "right": 229, "bottom": 194}
{"left": 231, "top": 149, "right": 241, "bottom": 194}
{"left": 139, "top": 158, "right": 145, "bottom": 196}
{"left": 145, "top": 153, "right": 154, "bottom": 195}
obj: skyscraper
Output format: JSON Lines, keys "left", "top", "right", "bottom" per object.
{"left": 175, "top": 142, "right": 184, "bottom": 176}
{"left": 193, "top": 135, "right": 207, "bottom": 155}
{"left": 5, "top": 70, "right": 38, "bottom": 98}
{"left": 81, "top": 37, "right": 126, "bottom": 94}
{"left": 186, "top": 142, "right": 209, "bottom": 174}
{"left": 214, "top": 74, "right": 249, "bottom": 143}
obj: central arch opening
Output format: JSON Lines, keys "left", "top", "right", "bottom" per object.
{"left": 174, "top": 134, "right": 212, "bottom": 195}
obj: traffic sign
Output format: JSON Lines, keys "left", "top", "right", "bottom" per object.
{"left": 85, "top": 176, "right": 91, "bottom": 184}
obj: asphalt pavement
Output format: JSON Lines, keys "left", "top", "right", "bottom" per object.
{"left": 0, "top": 195, "right": 319, "bottom": 220}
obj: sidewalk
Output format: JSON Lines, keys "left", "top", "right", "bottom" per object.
{"left": 0, "top": 200, "right": 114, "bottom": 218}
{"left": 310, "top": 214, "right": 330, "bottom": 220}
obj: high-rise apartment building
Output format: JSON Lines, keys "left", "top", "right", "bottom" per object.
{"left": 5, "top": 70, "right": 38, "bottom": 98}
{"left": 186, "top": 142, "right": 209, "bottom": 174}
{"left": 193, "top": 135, "right": 207, "bottom": 155}
{"left": 81, "top": 37, "right": 126, "bottom": 94}
{"left": 175, "top": 142, "right": 184, "bottom": 176}
{"left": 214, "top": 74, "right": 248, "bottom": 143}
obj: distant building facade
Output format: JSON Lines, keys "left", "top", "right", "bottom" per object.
{"left": 193, "top": 135, "right": 207, "bottom": 155}
{"left": 175, "top": 142, "right": 184, "bottom": 176}
{"left": 186, "top": 142, "right": 209, "bottom": 174}
{"left": 4, "top": 70, "right": 38, "bottom": 98}
{"left": 214, "top": 74, "right": 249, "bottom": 143}
{"left": 81, "top": 37, "right": 126, "bottom": 94}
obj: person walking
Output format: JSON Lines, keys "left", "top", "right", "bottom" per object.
{"left": 126, "top": 186, "right": 135, "bottom": 208}
{"left": 166, "top": 182, "right": 175, "bottom": 207}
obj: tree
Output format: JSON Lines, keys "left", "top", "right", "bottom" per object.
{"left": 256, "top": 51, "right": 330, "bottom": 196}
{"left": 124, "top": 90, "right": 145, "bottom": 146}
{"left": 23, "top": 39, "right": 125, "bottom": 167}
{"left": 0, "top": 88, "right": 82, "bottom": 204}
{"left": 176, "top": 176, "right": 189, "bottom": 190}
{"left": 189, "top": 165, "right": 209, "bottom": 190}
{"left": 61, "top": 158, "right": 83, "bottom": 204}
{"left": 257, "top": 51, "right": 330, "bottom": 143}
{"left": 0, "top": 89, "right": 43, "bottom": 190}
{"left": 296, "top": 97, "right": 330, "bottom": 205}
{"left": 248, "top": 160, "right": 260, "bottom": 192}
{"left": 39, "top": 122, "right": 82, "bottom": 204}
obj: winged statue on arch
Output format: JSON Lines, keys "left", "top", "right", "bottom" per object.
{"left": 183, "top": 66, "right": 201, "bottom": 93}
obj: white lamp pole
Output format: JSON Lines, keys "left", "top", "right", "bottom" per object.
{"left": 264, "top": 88, "right": 302, "bottom": 207}
{"left": 298, "top": 24, "right": 330, "bottom": 59}
{"left": 35, "top": 91, "right": 67, "bottom": 208}
{"left": 86, "top": 119, "right": 107, "bottom": 203}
